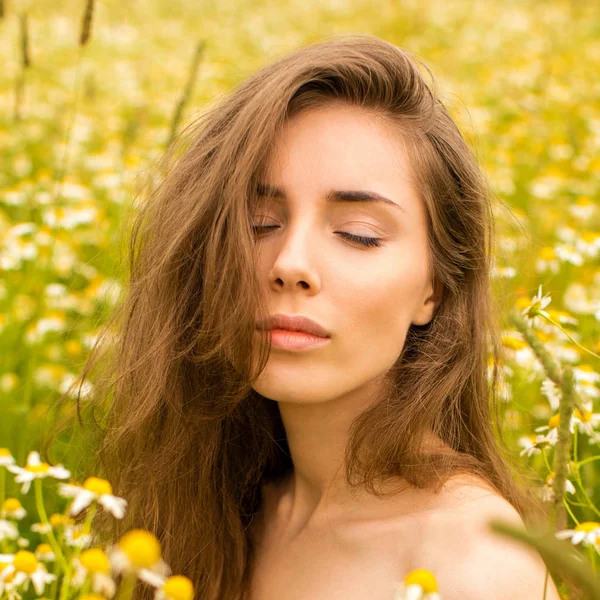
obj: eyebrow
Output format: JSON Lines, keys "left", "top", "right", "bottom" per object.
{"left": 254, "top": 182, "right": 405, "bottom": 212}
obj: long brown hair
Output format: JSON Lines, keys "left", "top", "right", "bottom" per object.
{"left": 42, "top": 33, "right": 556, "bottom": 599}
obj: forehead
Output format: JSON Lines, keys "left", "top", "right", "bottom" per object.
{"left": 258, "top": 105, "right": 419, "bottom": 209}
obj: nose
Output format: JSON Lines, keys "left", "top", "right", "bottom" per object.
{"left": 265, "top": 222, "right": 321, "bottom": 294}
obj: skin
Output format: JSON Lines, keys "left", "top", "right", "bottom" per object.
{"left": 250, "top": 103, "right": 443, "bottom": 531}
{"left": 247, "top": 104, "right": 560, "bottom": 599}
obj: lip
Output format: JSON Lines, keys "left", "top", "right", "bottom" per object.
{"left": 255, "top": 314, "right": 332, "bottom": 338}
{"left": 265, "top": 329, "right": 331, "bottom": 351}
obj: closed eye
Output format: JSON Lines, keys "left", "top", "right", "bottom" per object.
{"left": 251, "top": 225, "right": 382, "bottom": 248}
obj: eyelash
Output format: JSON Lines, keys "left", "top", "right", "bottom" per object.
{"left": 251, "top": 225, "right": 382, "bottom": 248}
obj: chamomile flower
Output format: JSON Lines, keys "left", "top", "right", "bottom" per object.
{"left": 555, "top": 243, "right": 584, "bottom": 266}
{"left": 556, "top": 522, "right": 600, "bottom": 547}
{"left": 394, "top": 568, "right": 441, "bottom": 600}
{"left": 58, "top": 476, "right": 127, "bottom": 519}
{"left": 0, "top": 550, "right": 56, "bottom": 596}
{"left": 574, "top": 365, "right": 600, "bottom": 386}
{"left": 571, "top": 402, "right": 600, "bottom": 442}
{"left": 540, "top": 471, "right": 577, "bottom": 502}
{"left": 71, "top": 547, "right": 116, "bottom": 598}
{"left": 108, "top": 530, "right": 170, "bottom": 580}
{"left": 0, "top": 448, "right": 16, "bottom": 467}
{"left": 1, "top": 499, "right": 27, "bottom": 520}
{"left": 518, "top": 433, "right": 552, "bottom": 457}
{"left": 63, "top": 523, "right": 93, "bottom": 549}
{"left": 0, "top": 559, "right": 20, "bottom": 600}
{"left": 535, "top": 413, "right": 575, "bottom": 445}
{"left": 6, "top": 451, "right": 70, "bottom": 494}
{"left": 34, "top": 544, "right": 54, "bottom": 563}
{"left": 535, "top": 247, "right": 560, "bottom": 275}
{"left": 49, "top": 513, "right": 74, "bottom": 528}
{"left": 521, "top": 285, "right": 552, "bottom": 324}
{"left": 540, "top": 378, "right": 561, "bottom": 411}
{"left": 30, "top": 522, "right": 52, "bottom": 535}
{"left": 0, "top": 520, "right": 18, "bottom": 543}
{"left": 136, "top": 571, "right": 195, "bottom": 600}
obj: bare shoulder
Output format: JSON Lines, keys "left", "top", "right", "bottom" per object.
{"left": 413, "top": 475, "right": 562, "bottom": 600}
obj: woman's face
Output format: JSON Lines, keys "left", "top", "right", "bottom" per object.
{"left": 250, "top": 104, "right": 439, "bottom": 405}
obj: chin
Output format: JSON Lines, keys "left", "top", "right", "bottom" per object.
{"left": 251, "top": 378, "right": 334, "bottom": 404}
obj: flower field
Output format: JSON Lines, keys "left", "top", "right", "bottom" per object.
{"left": 1, "top": 0, "right": 599, "bottom": 598}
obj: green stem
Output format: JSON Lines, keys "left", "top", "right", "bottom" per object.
{"left": 17, "top": 351, "right": 37, "bottom": 466}
{"left": 571, "top": 427, "right": 600, "bottom": 519}
{"left": 565, "top": 496, "right": 593, "bottom": 508}
{"left": 551, "top": 364, "right": 575, "bottom": 532}
{"left": 563, "top": 496, "right": 580, "bottom": 525}
{"left": 542, "top": 448, "right": 553, "bottom": 473}
{"left": 0, "top": 466, "right": 6, "bottom": 510}
{"left": 115, "top": 571, "right": 137, "bottom": 600}
{"left": 576, "top": 455, "right": 600, "bottom": 468}
{"left": 34, "top": 479, "right": 69, "bottom": 572}
{"left": 509, "top": 310, "right": 562, "bottom": 385}
{"left": 57, "top": 503, "right": 98, "bottom": 599}
{"left": 80, "top": 573, "right": 93, "bottom": 596}
{"left": 58, "top": 561, "right": 74, "bottom": 600}
{"left": 48, "top": 564, "right": 60, "bottom": 600}
{"left": 81, "top": 502, "right": 97, "bottom": 536}
{"left": 541, "top": 314, "right": 600, "bottom": 360}
{"left": 588, "top": 543, "right": 598, "bottom": 576}
{"left": 573, "top": 465, "right": 600, "bottom": 519}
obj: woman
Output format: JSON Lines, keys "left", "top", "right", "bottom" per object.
{"left": 43, "top": 34, "right": 562, "bottom": 599}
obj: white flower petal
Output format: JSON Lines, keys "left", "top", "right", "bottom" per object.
{"left": 92, "top": 572, "right": 116, "bottom": 598}
{"left": 572, "top": 531, "right": 585, "bottom": 544}
{"left": 555, "top": 530, "right": 575, "bottom": 540}
{"left": 30, "top": 566, "right": 55, "bottom": 595}
{"left": 138, "top": 568, "right": 165, "bottom": 588}
{"left": 99, "top": 495, "right": 127, "bottom": 519}
{"left": 49, "top": 465, "right": 71, "bottom": 480}
{"left": 58, "top": 483, "right": 83, "bottom": 498}
{"left": 68, "top": 490, "right": 96, "bottom": 517}
{"left": 27, "top": 452, "right": 41, "bottom": 467}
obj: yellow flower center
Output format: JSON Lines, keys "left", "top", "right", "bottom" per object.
{"left": 535, "top": 330, "right": 550, "bottom": 343}
{"left": 76, "top": 595, "right": 107, "bottom": 600}
{"left": 548, "top": 414, "right": 560, "bottom": 429}
{"left": 2, "top": 498, "right": 22, "bottom": 512}
{"left": 582, "top": 231, "right": 599, "bottom": 243}
{"left": 575, "top": 522, "right": 600, "bottom": 533}
{"left": 49, "top": 513, "right": 70, "bottom": 527}
{"left": 404, "top": 568, "right": 438, "bottom": 593}
{"left": 82, "top": 477, "right": 113, "bottom": 496}
{"left": 79, "top": 548, "right": 110, "bottom": 573}
{"left": 13, "top": 550, "right": 39, "bottom": 574}
{"left": 574, "top": 408, "right": 592, "bottom": 423}
{"left": 539, "top": 247, "right": 556, "bottom": 260}
{"left": 36, "top": 543, "right": 53, "bottom": 555}
{"left": 118, "top": 530, "right": 162, "bottom": 569}
{"left": 162, "top": 576, "right": 195, "bottom": 600}
{"left": 0, "top": 448, "right": 12, "bottom": 458}
{"left": 501, "top": 336, "right": 526, "bottom": 351}
{"left": 27, "top": 463, "right": 50, "bottom": 474}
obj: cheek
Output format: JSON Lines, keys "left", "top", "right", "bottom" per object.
{"left": 337, "top": 258, "right": 420, "bottom": 337}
